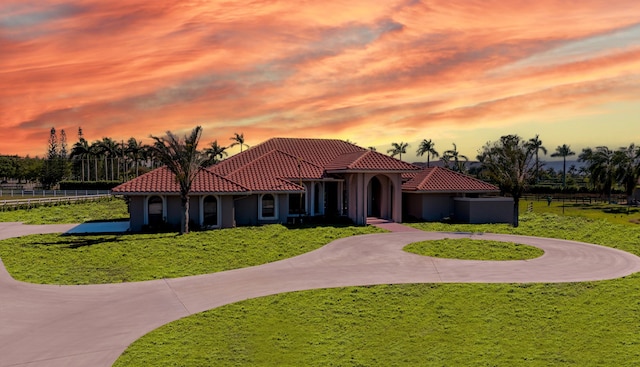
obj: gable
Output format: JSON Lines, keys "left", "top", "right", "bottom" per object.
{"left": 326, "top": 150, "right": 421, "bottom": 172}
{"left": 225, "top": 150, "right": 316, "bottom": 191}
{"left": 210, "top": 137, "right": 365, "bottom": 176}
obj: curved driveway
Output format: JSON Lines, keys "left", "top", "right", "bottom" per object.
{"left": 1, "top": 224, "right": 640, "bottom": 367}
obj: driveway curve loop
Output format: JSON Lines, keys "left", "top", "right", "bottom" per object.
{"left": 1, "top": 226, "right": 640, "bottom": 367}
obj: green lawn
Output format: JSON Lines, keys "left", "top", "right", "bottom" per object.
{"left": 114, "top": 212, "right": 640, "bottom": 366}
{"left": 4, "top": 198, "right": 640, "bottom": 365}
{"left": 0, "top": 197, "right": 129, "bottom": 224}
{"left": 405, "top": 238, "right": 544, "bottom": 260}
{"left": 521, "top": 198, "right": 640, "bottom": 226}
{"left": 0, "top": 224, "right": 383, "bottom": 284}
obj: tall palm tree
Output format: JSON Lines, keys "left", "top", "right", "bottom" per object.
{"left": 89, "top": 141, "right": 102, "bottom": 181}
{"left": 416, "top": 139, "right": 439, "bottom": 167}
{"left": 551, "top": 144, "right": 575, "bottom": 188}
{"left": 204, "top": 140, "right": 228, "bottom": 165}
{"left": 525, "top": 135, "right": 547, "bottom": 183}
{"left": 151, "top": 126, "right": 208, "bottom": 234}
{"left": 97, "top": 137, "right": 121, "bottom": 180}
{"left": 613, "top": 144, "right": 640, "bottom": 205}
{"left": 125, "top": 138, "right": 144, "bottom": 178}
{"left": 442, "top": 143, "right": 468, "bottom": 172}
{"left": 229, "top": 132, "right": 249, "bottom": 153}
{"left": 70, "top": 138, "right": 91, "bottom": 181}
{"left": 387, "top": 142, "right": 409, "bottom": 160}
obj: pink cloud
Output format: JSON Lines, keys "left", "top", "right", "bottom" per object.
{"left": 1, "top": 0, "right": 640, "bottom": 156}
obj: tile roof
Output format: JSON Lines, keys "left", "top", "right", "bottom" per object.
{"left": 113, "top": 138, "right": 493, "bottom": 196}
{"left": 225, "top": 149, "right": 314, "bottom": 191}
{"left": 112, "top": 167, "right": 248, "bottom": 194}
{"left": 210, "top": 138, "right": 365, "bottom": 176}
{"left": 326, "top": 150, "right": 421, "bottom": 172}
{"left": 402, "top": 166, "right": 499, "bottom": 193}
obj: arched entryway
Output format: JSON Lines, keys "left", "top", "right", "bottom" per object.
{"left": 367, "top": 176, "right": 382, "bottom": 217}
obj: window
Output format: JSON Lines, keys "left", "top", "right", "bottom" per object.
{"left": 289, "top": 193, "right": 306, "bottom": 215}
{"left": 148, "top": 196, "right": 163, "bottom": 225}
{"left": 261, "top": 194, "right": 276, "bottom": 219}
{"left": 203, "top": 196, "right": 218, "bottom": 227}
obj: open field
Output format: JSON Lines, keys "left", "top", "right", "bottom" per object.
{"left": 521, "top": 198, "right": 640, "bottom": 226}
{"left": 114, "top": 212, "right": 640, "bottom": 366}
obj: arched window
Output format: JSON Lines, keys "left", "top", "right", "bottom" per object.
{"left": 203, "top": 196, "right": 218, "bottom": 227}
{"left": 148, "top": 196, "right": 163, "bottom": 225}
{"left": 261, "top": 194, "right": 276, "bottom": 219}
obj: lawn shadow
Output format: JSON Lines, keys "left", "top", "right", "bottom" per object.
{"left": 64, "top": 236, "right": 125, "bottom": 249}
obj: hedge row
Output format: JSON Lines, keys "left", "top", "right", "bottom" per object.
{"left": 59, "top": 181, "right": 123, "bottom": 190}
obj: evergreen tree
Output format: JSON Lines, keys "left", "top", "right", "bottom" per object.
{"left": 41, "top": 127, "right": 65, "bottom": 189}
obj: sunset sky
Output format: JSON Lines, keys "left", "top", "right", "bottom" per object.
{"left": 2, "top": 1, "right": 640, "bottom": 162}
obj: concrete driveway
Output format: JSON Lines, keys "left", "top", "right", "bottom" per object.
{"left": 1, "top": 224, "right": 640, "bottom": 367}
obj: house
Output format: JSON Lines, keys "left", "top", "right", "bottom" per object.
{"left": 112, "top": 138, "right": 512, "bottom": 231}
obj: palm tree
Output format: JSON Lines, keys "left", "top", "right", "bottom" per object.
{"left": 613, "top": 144, "right": 640, "bottom": 205}
{"left": 579, "top": 146, "right": 615, "bottom": 201}
{"left": 89, "top": 141, "right": 101, "bottom": 181}
{"left": 204, "top": 140, "right": 228, "bottom": 165}
{"left": 478, "top": 135, "right": 537, "bottom": 227}
{"left": 525, "top": 135, "right": 547, "bottom": 183}
{"left": 229, "top": 132, "right": 249, "bottom": 153}
{"left": 551, "top": 144, "right": 575, "bottom": 188}
{"left": 125, "top": 138, "right": 144, "bottom": 178}
{"left": 442, "top": 143, "right": 468, "bottom": 172}
{"left": 416, "top": 139, "right": 439, "bottom": 167}
{"left": 70, "top": 138, "right": 91, "bottom": 181}
{"left": 97, "top": 137, "right": 120, "bottom": 181}
{"left": 387, "top": 142, "right": 409, "bottom": 160}
{"left": 151, "top": 126, "right": 208, "bottom": 234}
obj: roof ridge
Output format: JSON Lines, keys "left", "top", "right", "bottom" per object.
{"left": 348, "top": 150, "right": 370, "bottom": 169}
{"left": 275, "top": 177, "right": 305, "bottom": 190}
{"left": 202, "top": 167, "right": 251, "bottom": 191}
{"left": 224, "top": 149, "right": 323, "bottom": 179}
{"left": 437, "top": 166, "right": 491, "bottom": 184}
{"left": 269, "top": 148, "right": 324, "bottom": 169}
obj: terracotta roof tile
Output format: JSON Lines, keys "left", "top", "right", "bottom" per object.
{"left": 403, "top": 167, "right": 499, "bottom": 192}
{"left": 112, "top": 167, "right": 248, "bottom": 194}
{"left": 225, "top": 150, "right": 314, "bottom": 191}
{"left": 210, "top": 138, "right": 365, "bottom": 176}
{"left": 326, "top": 150, "right": 421, "bottom": 172}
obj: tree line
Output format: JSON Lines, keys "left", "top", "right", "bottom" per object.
{"left": 0, "top": 127, "right": 250, "bottom": 190}
{"left": 386, "top": 137, "right": 639, "bottom": 194}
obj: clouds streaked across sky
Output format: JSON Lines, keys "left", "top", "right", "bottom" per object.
{"left": 1, "top": 0, "right": 639, "bottom": 160}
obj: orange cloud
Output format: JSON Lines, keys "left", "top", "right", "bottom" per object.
{"left": 1, "top": 0, "right": 640, "bottom": 157}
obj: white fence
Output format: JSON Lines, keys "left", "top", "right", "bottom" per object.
{"left": 0, "top": 189, "right": 111, "bottom": 197}
{"left": 0, "top": 193, "right": 112, "bottom": 210}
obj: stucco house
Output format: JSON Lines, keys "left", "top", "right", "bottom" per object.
{"left": 112, "top": 138, "right": 512, "bottom": 231}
